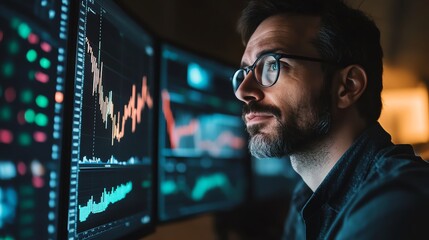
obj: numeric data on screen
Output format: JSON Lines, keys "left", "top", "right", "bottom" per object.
{"left": 0, "top": 1, "right": 69, "bottom": 239}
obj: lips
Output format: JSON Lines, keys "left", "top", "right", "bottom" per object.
{"left": 245, "top": 112, "right": 275, "bottom": 125}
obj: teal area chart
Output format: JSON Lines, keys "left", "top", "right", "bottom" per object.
{"left": 159, "top": 157, "right": 247, "bottom": 220}
{"left": 162, "top": 172, "right": 239, "bottom": 202}
{"left": 78, "top": 181, "right": 133, "bottom": 222}
{"left": 76, "top": 166, "right": 152, "bottom": 233}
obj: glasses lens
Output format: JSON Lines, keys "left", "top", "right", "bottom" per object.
{"left": 257, "top": 55, "right": 279, "bottom": 86}
{"left": 232, "top": 69, "right": 246, "bottom": 92}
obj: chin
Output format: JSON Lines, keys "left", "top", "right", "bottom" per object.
{"left": 248, "top": 132, "right": 286, "bottom": 158}
{"left": 246, "top": 122, "right": 276, "bottom": 137}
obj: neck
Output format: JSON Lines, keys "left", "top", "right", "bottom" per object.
{"left": 290, "top": 113, "right": 367, "bottom": 192}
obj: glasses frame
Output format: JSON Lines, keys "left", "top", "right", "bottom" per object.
{"left": 232, "top": 52, "right": 328, "bottom": 93}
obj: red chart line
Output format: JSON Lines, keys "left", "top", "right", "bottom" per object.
{"left": 161, "top": 90, "right": 198, "bottom": 149}
{"left": 86, "top": 38, "right": 153, "bottom": 145}
{"left": 161, "top": 90, "right": 245, "bottom": 155}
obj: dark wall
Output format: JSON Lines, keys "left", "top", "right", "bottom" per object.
{"left": 117, "top": 0, "right": 429, "bottom": 81}
{"left": 117, "top": 0, "right": 247, "bottom": 67}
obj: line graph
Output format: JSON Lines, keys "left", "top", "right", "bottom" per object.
{"left": 161, "top": 89, "right": 246, "bottom": 157}
{"left": 86, "top": 37, "right": 153, "bottom": 145}
{"left": 79, "top": 155, "right": 146, "bottom": 165}
{"left": 162, "top": 90, "right": 199, "bottom": 149}
{"left": 78, "top": 181, "right": 133, "bottom": 222}
{"left": 198, "top": 131, "right": 246, "bottom": 156}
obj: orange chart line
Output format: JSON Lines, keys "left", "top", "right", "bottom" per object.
{"left": 198, "top": 131, "right": 246, "bottom": 156}
{"left": 86, "top": 38, "right": 153, "bottom": 145}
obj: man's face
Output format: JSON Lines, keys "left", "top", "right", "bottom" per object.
{"left": 235, "top": 14, "right": 332, "bottom": 158}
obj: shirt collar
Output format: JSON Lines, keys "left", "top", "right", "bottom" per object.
{"left": 292, "top": 122, "right": 394, "bottom": 217}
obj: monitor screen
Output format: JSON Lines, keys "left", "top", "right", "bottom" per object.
{"left": 158, "top": 44, "right": 249, "bottom": 221}
{"left": 0, "top": 0, "right": 69, "bottom": 239}
{"left": 65, "top": 0, "right": 155, "bottom": 239}
{"left": 252, "top": 156, "right": 299, "bottom": 200}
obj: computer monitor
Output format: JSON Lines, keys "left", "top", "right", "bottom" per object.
{"left": 63, "top": 0, "right": 156, "bottom": 239}
{"left": 158, "top": 44, "right": 249, "bottom": 222}
{"left": 0, "top": 1, "right": 69, "bottom": 239}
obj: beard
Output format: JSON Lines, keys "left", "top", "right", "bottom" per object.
{"left": 243, "top": 90, "right": 331, "bottom": 158}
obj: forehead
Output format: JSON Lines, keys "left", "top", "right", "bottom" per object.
{"left": 242, "top": 14, "right": 321, "bottom": 65}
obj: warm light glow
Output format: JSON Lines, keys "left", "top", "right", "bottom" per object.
{"left": 379, "top": 86, "right": 429, "bottom": 144}
{"left": 383, "top": 65, "right": 421, "bottom": 88}
{"left": 55, "top": 91, "right": 63, "bottom": 103}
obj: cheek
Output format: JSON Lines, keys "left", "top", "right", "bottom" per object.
{"left": 281, "top": 87, "right": 321, "bottom": 127}
{"left": 267, "top": 71, "right": 325, "bottom": 121}
{"left": 264, "top": 84, "right": 296, "bottom": 118}
{"left": 274, "top": 71, "right": 317, "bottom": 104}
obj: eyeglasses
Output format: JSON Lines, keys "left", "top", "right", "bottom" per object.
{"left": 231, "top": 53, "right": 327, "bottom": 93}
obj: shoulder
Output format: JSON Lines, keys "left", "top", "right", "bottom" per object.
{"left": 371, "top": 143, "right": 429, "bottom": 187}
{"left": 336, "top": 159, "right": 429, "bottom": 240}
{"left": 337, "top": 186, "right": 429, "bottom": 239}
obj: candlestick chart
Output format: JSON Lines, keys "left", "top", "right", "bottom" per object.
{"left": 85, "top": 37, "right": 153, "bottom": 146}
{"left": 79, "top": 37, "right": 154, "bottom": 163}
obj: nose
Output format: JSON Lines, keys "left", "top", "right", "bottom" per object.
{"left": 234, "top": 72, "right": 263, "bottom": 104}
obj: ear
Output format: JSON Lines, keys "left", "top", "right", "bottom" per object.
{"left": 336, "top": 65, "right": 367, "bottom": 109}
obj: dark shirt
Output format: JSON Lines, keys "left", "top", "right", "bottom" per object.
{"left": 283, "top": 122, "right": 429, "bottom": 240}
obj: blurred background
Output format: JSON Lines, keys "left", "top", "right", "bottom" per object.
{"left": 114, "top": 0, "right": 429, "bottom": 239}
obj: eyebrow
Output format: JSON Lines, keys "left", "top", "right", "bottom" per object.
{"left": 240, "top": 48, "right": 289, "bottom": 68}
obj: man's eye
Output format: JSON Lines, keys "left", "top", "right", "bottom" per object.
{"left": 265, "top": 61, "right": 278, "bottom": 71}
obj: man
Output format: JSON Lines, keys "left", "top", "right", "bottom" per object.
{"left": 232, "top": 0, "right": 429, "bottom": 239}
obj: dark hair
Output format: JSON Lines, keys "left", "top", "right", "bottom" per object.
{"left": 238, "top": 0, "right": 383, "bottom": 123}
